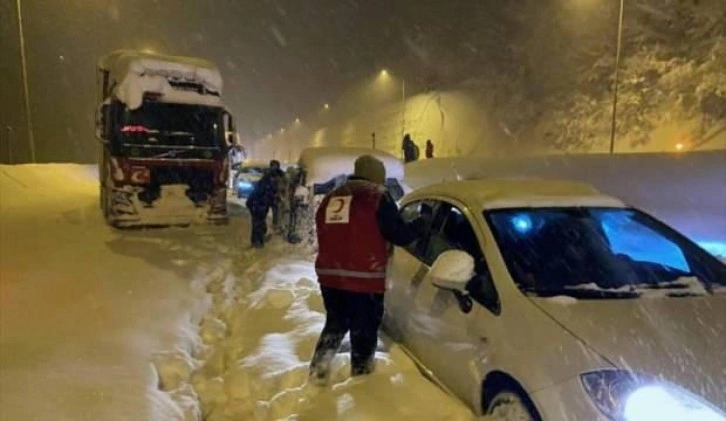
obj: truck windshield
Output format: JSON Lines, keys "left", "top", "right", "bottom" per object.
{"left": 118, "top": 101, "right": 223, "bottom": 147}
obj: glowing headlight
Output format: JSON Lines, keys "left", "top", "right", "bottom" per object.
{"left": 581, "top": 370, "right": 725, "bottom": 421}
{"left": 237, "top": 181, "right": 253, "bottom": 190}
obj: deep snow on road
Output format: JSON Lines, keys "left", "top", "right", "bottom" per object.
{"left": 153, "top": 237, "right": 477, "bottom": 420}
{"left": 0, "top": 164, "right": 479, "bottom": 420}
{"left": 0, "top": 164, "right": 243, "bottom": 420}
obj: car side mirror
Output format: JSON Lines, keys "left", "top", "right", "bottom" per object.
{"left": 429, "top": 249, "right": 475, "bottom": 293}
{"left": 225, "top": 131, "right": 239, "bottom": 149}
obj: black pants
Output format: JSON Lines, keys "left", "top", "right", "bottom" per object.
{"left": 271, "top": 203, "right": 280, "bottom": 229}
{"left": 310, "top": 286, "right": 384, "bottom": 378}
{"left": 250, "top": 207, "right": 268, "bottom": 247}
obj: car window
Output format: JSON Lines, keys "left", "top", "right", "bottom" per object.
{"left": 424, "top": 204, "right": 481, "bottom": 264}
{"left": 486, "top": 207, "right": 726, "bottom": 299}
{"left": 385, "top": 178, "right": 404, "bottom": 201}
{"left": 597, "top": 210, "right": 689, "bottom": 271}
{"left": 399, "top": 200, "right": 437, "bottom": 259}
{"left": 424, "top": 202, "right": 499, "bottom": 313}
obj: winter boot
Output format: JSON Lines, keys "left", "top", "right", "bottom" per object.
{"left": 351, "top": 357, "right": 376, "bottom": 377}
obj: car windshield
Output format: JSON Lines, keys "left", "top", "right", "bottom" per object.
{"left": 119, "top": 101, "right": 223, "bottom": 147}
{"left": 486, "top": 207, "right": 726, "bottom": 299}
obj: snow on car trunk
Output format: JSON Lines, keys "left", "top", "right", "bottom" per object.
{"left": 154, "top": 238, "right": 480, "bottom": 420}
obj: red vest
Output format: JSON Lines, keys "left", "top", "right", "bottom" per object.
{"left": 315, "top": 180, "right": 389, "bottom": 294}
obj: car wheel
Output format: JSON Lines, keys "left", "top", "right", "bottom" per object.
{"left": 486, "top": 388, "right": 540, "bottom": 421}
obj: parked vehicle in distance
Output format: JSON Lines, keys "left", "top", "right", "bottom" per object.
{"left": 96, "top": 50, "right": 237, "bottom": 227}
{"left": 281, "top": 146, "right": 411, "bottom": 243}
{"left": 384, "top": 178, "right": 726, "bottom": 420}
{"left": 232, "top": 159, "right": 269, "bottom": 199}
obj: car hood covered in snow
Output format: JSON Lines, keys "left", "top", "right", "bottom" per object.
{"left": 534, "top": 296, "right": 726, "bottom": 410}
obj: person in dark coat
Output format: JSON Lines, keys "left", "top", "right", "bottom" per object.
{"left": 266, "top": 160, "right": 286, "bottom": 231}
{"left": 309, "top": 155, "right": 429, "bottom": 385}
{"left": 425, "top": 139, "right": 434, "bottom": 159}
{"left": 401, "top": 134, "right": 419, "bottom": 163}
{"left": 245, "top": 161, "right": 281, "bottom": 248}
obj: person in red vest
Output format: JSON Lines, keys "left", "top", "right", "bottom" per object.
{"left": 309, "top": 155, "right": 428, "bottom": 385}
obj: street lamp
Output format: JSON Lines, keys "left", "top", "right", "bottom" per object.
{"left": 609, "top": 0, "right": 625, "bottom": 155}
{"left": 14, "top": 0, "right": 35, "bottom": 162}
{"left": 377, "top": 69, "right": 406, "bottom": 139}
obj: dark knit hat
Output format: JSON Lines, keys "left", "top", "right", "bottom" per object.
{"left": 353, "top": 155, "right": 386, "bottom": 185}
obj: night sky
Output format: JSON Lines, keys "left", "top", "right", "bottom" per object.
{"left": 2, "top": 0, "right": 480, "bottom": 163}
{"left": 3, "top": 0, "right": 719, "bottom": 163}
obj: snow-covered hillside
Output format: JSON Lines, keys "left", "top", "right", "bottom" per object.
{"left": 0, "top": 164, "right": 479, "bottom": 420}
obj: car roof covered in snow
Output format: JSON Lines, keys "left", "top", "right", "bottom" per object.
{"left": 404, "top": 178, "right": 627, "bottom": 210}
{"left": 241, "top": 159, "right": 272, "bottom": 169}
{"left": 298, "top": 146, "right": 404, "bottom": 185}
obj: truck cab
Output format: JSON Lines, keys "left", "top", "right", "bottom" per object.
{"left": 96, "top": 50, "right": 237, "bottom": 227}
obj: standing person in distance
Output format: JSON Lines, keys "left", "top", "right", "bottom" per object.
{"left": 425, "top": 139, "right": 434, "bottom": 159}
{"left": 267, "top": 160, "right": 286, "bottom": 232}
{"left": 309, "top": 155, "right": 428, "bottom": 385}
{"left": 401, "top": 133, "right": 419, "bottom": 163}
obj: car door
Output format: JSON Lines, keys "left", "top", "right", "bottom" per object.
{"left": 385, "top": 200, "right": 439, "bottom": 339}
{"left": 406, "top": 200, "right": 502, "bottom": 408}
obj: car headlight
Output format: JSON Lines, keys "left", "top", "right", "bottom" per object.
{"left": 581, "top": 370, "right": 725, "bottom": 421}
{"left": 237, "top": 181, "right": 253, "bottom": 190}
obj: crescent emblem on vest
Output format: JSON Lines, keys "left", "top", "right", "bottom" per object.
{"left": 332, "top": 198, "right": 346, "bottom": 213}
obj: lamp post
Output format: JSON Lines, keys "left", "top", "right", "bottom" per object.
{"left": 609, "top": 0, "right": 625, "bottom": 155}
{"left": 15, "top": 0, "right": 36, "bottom": 162}
{"left": 401, "top": 79, "right": 406, "bottom": 139}
{"left": 379, "top": 69, "right": 406, "bottom": 152}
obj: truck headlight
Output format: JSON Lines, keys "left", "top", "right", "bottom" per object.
{"left": 580, "top": 370, "right": 725, "bottom": 421}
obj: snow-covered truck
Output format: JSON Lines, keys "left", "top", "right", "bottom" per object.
{"left": 95, "top": 50, "right": 237, "bottom": 227}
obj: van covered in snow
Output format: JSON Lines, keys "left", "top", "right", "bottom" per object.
{"left": 296, "top": 146, "right": 408, "bottom": 199}
{"left": 281, "top": 146, "right": 409, "bottom": 243}
{"left": 95, "top": 50, "right": 237, "bottom": 227}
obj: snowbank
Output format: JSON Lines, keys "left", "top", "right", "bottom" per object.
{"left": 404, "top": 151, "right": 726, "bottom": 248}
{"left": 0, "top": 164, "right": 239, "bottom": 420}
{"left": 299, "top": 146, "right": 405, "bottom": 185}
{"left": 154, "top": 238, "right": 479, "bottom": 420}
{"left": 98, "top": 50, "right": 223, "bottom": 110}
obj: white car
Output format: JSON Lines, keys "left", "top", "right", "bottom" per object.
{"left": 384, "top": 179, "right": 726, "bottom": 420}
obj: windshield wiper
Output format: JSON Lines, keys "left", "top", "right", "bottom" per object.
{"left": 527, "top": 287, "right": 640, "bottom": 300}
